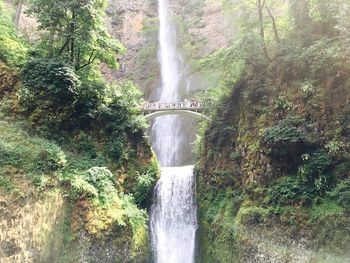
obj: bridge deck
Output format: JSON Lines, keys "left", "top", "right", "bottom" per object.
{"left": 142, "top": 101, "right": 204, "bottom": 112}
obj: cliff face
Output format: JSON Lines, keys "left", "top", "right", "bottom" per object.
{"left": 0, "top": 188, "right": 151, "bottom": 263}
{"left": 0, "top": 189, "right": 66, "bottom": 262}
{"left": 105, "top": 0, "right": 234, "bottom": 97}
{"left": 0, "top": 30, "right": 155, "bottom": 263}
{"left": 105, "top": 0, "right": 159, "bottom": 98}
{"left": 196, "top": 37, "right": 350, "bottom": 262}
{"left": 0, "top": 119, "right": 154, "bottom": 263}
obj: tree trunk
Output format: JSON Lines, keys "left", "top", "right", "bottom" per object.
{"left": 14, "top": 0, "right": 24, "bottom": 29}
{"left": 256, "top": 0, "right": 270, "bottom": 60}
{"left": 265, "top": 3, "right": 280, "bottom": 43}
{"left": 70, "top": 11, "right": 76, "bottom": 63}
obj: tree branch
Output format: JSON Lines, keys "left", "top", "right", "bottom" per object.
{"left": 76, "top": 51, "right": 96, "bottom": 70}
{"left": 264, "top": 3, "right": 280, "bottom": 43}
{"left": 58, "top": 38, "right": 70, "bottom": 55}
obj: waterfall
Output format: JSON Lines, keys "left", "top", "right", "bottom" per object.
{"left": 151, "top": 0, "right": 181, "bottom": 166}
{"left": 151, "top": 166, "right": 197, "bottom": 263}
{"left": 150, "top": 0, "right": 198, "bottom": 262}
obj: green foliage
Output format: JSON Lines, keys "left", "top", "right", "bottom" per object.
{"left": 99, "top": 80, "right": 147, "bottom": 134}
{"left": 197, "top": 189, "right": 241, "bottom": 263}
{"left": 133, "top": 158, "right": 159, "bottom": 207}
{"left": 325, "top": 140, "right": 345, "bottom": 156}
{"left": 64, "top": 167, "right": 116, "bottom": 205}
{"left": 263, "top": 116, "right": 312, "bottom": 146}
{"left": 27, "top": 0, "right": 124, "bottom": 70}
{"left": 20, "top": 58, "right": 80, "bottom": 131}
{"left": 19, "top": 58, "right": 146, "bottom": 165}
{"left": 195, "top": 84, "right": 231, "bottom": 116}
{"left": 268, "top": 176, "right": 307, "bottom": 205}
{"left": 70, "top": 132, "right": 98, "bottom": 158}
{"left": 102, "top": 136, "right": 128, "bottom": 162}
{"left": 298, "top": 150, "right": 334, "bottom": 195}
{"left": 262, "top": 116, "right": 315, "bottom": 171}
{"left": 196, "top": 0, "right": 350, "bottom": 259}
{"left": 328, "top": 179, "right": 350, "bottom": 212}
{"left": 308, "top": 199, "right": 344, "bottom": 222}
{"left": 121, "top": 194, "right": 148, "bottom": 232}
{"left": 272, "top": 93, "right": 293, "bottom": 114}
{"left": 0, "top": 0, "right": 27, "bottom": 66}
{"left": 0, "top": 120, "right": 66, "bottom": 174}
{"left": 20, "top": 58, "right": 80, "bottom": 104}
{"left": 267, "top": 151, "right": 335, "bottom": 207}
{"left": 236, "top": 206, "right": 269, "bottom": 226}
{"left": 0, "top": 171, "right": 18, "bottom": 195}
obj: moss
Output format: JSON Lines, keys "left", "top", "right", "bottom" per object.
{"left": 197, "top": 188, "right": 242, "bottom": 263}
{"left": 236, "top": 206, "right": 270, "bottom": 226}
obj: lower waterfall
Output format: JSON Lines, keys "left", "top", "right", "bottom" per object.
{"left": 150, "top": 166, "right": 197, "bottom": 263}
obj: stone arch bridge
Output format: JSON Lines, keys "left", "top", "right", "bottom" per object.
{"left": 142, "top": 101, "right": 209, "bottom": 121}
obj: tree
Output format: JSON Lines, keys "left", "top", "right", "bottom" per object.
{"left": 223, "top": 0, "right": 284, "bottom": 60}
{"left": 264, "top": 2, "right": 280, "bottom": 43}
{"left": 256, "top": 0, "right": 269, "bottom": 59}
{"left": 0, "top": 0, "right": 27, "bottom": 65}
{"left": 26, "top": 0, "right": 124, "bottom": 70}
{"left": 14, "top": 0, "right": 24, "bottom": 29}
{"left": 289, "top": 0, "right": 312, "bottom": 32}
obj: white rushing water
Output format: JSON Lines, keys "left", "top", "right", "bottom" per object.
{"left": 151, "top": 0, "right": 182, "bottom": 166}
{"left": 151, "top": 166, "right": 197, "bottom": 263}
{"left": 150, "top": 0, "right": 198, "bottom": 262}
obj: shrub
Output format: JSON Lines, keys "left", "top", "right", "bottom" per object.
{"left": 133, "top": 159, "right": 159, "bottom": 207}
{"left": 309, "top": 199, "right": 344, "bottom": 222}
{"left": 262, "top": 115, "right": 315, "bottom": 170}
{"left": 263, "top": 116, "right": 312, "bottom": 148}
{"left": 70, "top": 79, "right": 105, "bottom": 129}
{"left": 71, "top": 132, "right": 98, "bottom": 158}
{"left": 0, "top": 62, "right": 18, "bottom": 100}
{"left": 34, "top": 142, "right": 67, "bottom": 172}
{"left": 97, "top": 81, "right": 146, "bottom": 135}
{"left": 328, "top": 179, "right": 350, "bottom": 212}
{"left": 20, "top": 58, "right": 80, "bottom": 131}
{"left": 103, "top": 136, "right": 128, "bottom": 163}
{"left": 298, "top": 150, "right": 334, "bottom": 195}
{"left": 268, "top": 176, "right": 308, "bottom": 205}
{"left": 66, "top": 167, "right": 117, "bottom": 205}
{"left": 0, "top": 168, "right": 19, "bottom": 195}
{"left": 0, "top": 121, "right": 66, "bottom": 173}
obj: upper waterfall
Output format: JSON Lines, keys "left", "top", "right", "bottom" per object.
{"left": 158, "top": 0, "right": 181, "bottom": 102}
{"left": 151, "top": 0, "right": 183, "bottom": 166}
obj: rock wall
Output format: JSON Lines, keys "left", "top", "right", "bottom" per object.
{"left": 0, "top": 186, "right": 66, "bottom": 263}
{"left": 0, "top": 180, "right": 151, "bottom": 263}
{"left": 106, "top": 0, "right": 235, "bottom": 96}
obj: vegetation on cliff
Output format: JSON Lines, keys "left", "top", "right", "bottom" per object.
{"left": 196, "top": 1, "right": 350, "bottom": 262}
{"left": 0, "top": 0, "right": 158, "bottom": 261}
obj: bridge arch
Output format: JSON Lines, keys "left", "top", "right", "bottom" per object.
{"left": 144, "top": 110, "right": 210, "bottom": 121}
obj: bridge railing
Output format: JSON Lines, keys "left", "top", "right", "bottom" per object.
{"left": 142, "top": 101, "right": 204, "bottom": 112}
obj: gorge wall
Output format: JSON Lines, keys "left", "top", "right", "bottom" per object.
{"left": 105, "top": 0, "right": 234, "bottom": 97}
{"left": 195, "top": 35, "right": 350, "bottom": 263}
